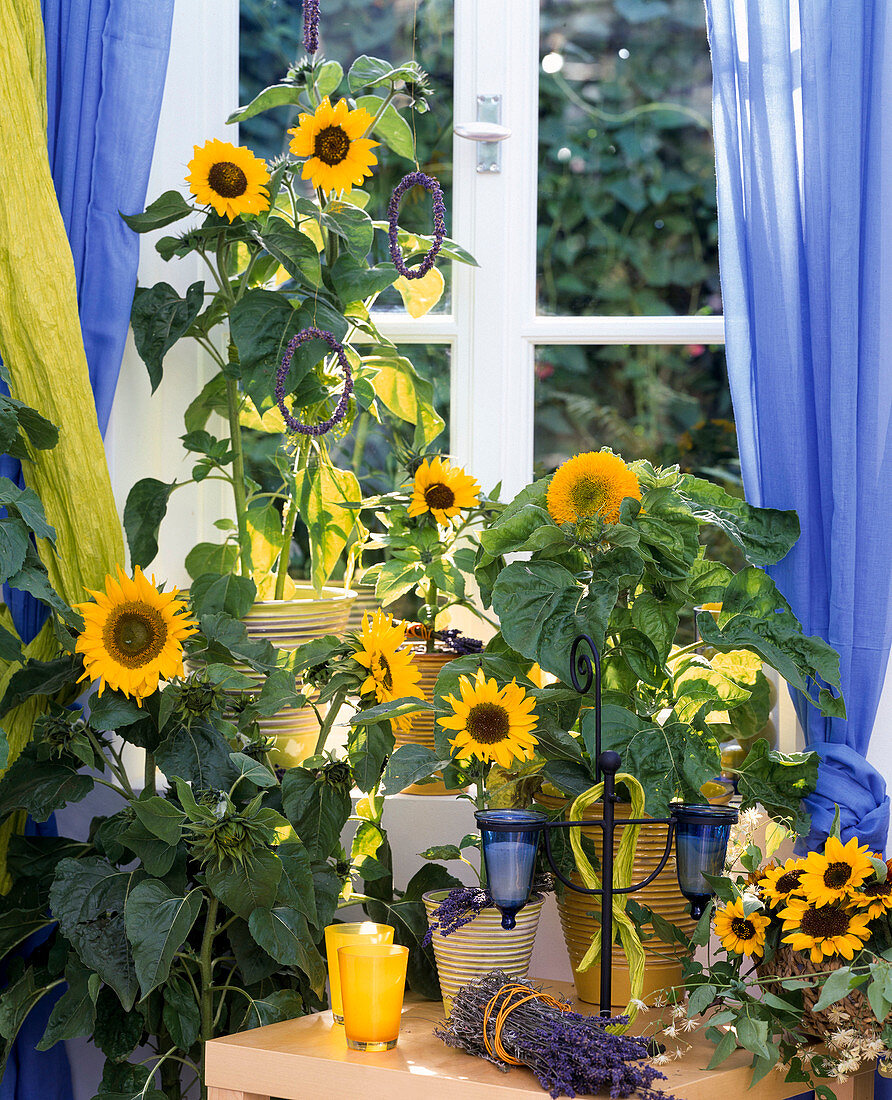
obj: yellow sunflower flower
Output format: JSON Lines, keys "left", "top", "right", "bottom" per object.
{"left": 713, "top": 897, "right": 771, "bottom": 956}
{"left": 546, "top": 450, "right": 641, "bottom": 527}
{"left": 407, "top": 457, "right": 480, "bottom": 525}
{"left": 780, "top": 896, "right": 872, "bottom": 964}
{"left": 849, "top": 876, "right": 892, "bottom": 920}
{"left": 75, "top": 566, "right": 197, "bottom": 704}
{"left": 759, "top": 858, "right": 807, "bottom": 908}
{"left": 799, "top": 836, "right": 875, "bottom": 906}
{"left": 438, "top": 668, "right": 538, "bottom": 769}
{"left": 185, "top": 139, "right": 270, "bottom": 221}
{"left": 288, "top": 97, "right": 379, "bottom": 195}
{"left": 352, "top": 612, "right": 423, "bottom": 711}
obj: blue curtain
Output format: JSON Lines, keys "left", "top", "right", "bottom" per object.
{"left": 705, "top": 0, "right": 892, "bottom": 854}
{"left": 1, "top": 2, "right": 173, "bottom": 1096}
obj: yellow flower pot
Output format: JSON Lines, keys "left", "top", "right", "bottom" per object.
{"left": 423, "top": 890, "right": 544, "bottom": 1016}
{"left": 395, "top": 649, "right": 462, "bottom": 795}
{"left": 228, "top": 585, "right": 356, "bottom": 768}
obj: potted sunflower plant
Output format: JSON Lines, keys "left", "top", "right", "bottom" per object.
{"left": 451, "top": 447, "right": 833, "bottom": 1004}
{"left": 378, "top": 663, "right": 546, "bottom": 1016}
{"left": 675, "top": 825, "right": 892, "bottom": 1094}
{"left": 357, "top": 451, "right": 501, "bottom": 791}
{"left": 121, "top": 49, "right": 475, "bottom": 764}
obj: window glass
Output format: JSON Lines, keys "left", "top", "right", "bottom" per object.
{"left": 538, "top": 0, "right": 719, "bottom": 318}
{"left": 239, "top": 0, "right": 455, "bottom": 312}
{"left": 534, "top": 344, "right": 737, "bottom": 481}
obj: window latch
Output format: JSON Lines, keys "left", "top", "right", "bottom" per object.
{"left": 454, "top": 94, "right": 510, "bottom": 173}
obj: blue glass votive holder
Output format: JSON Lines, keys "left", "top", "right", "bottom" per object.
{"left": 672, "top": 803, "right": 738, "bottom": 918}
{"left": 475, "top": 809, "right": 546, "bottom": 930}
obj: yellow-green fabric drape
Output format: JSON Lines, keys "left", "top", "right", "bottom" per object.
{"left": 0, "top": 0, "right": 126, "bottom": 880}
{"left": 568, "top": 776, "right": 648, "bottom": 1028}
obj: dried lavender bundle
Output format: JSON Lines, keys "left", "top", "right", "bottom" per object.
{"left": 423, "top": 886, "right": 492, "bottom": 944}
{"left": 436, "top": 971, "right": 675, "bottom": 1100}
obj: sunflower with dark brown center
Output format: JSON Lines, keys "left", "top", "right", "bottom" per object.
{"left": 407, "top": 456, "right": 480, "bottom": 525}
{"left": 438, "top": 668, "right": 538, "bottom": 768}
{"left": 799, "top": 836, "right": 874, "bottom": 906}
{"left": 75, "top": 566, "right": 197, "bottom": 703}
{"left": 759, "top": 857, "right": 807, "bottom": 908}
{"left": 850, "top": 877, "right": 892, "bottom": 920}
{"left": 351, "top": 611, "right": 422, "bottom": 723}
{"left": 713, "top": 897, "right": 770, "bottom": 956}
{"left": 780, "top": 896, "right": 872, "bottom": 963}
{"left": 288, "top": 97, "right": 379, "bottom": 196}
{"left": 185, "top": 139, "right": 270, "bottom": 221}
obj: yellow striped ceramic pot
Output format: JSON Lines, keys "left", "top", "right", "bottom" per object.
{"left": 395, "top": 649, "right": 462, "bottom": 794}
{"left": 231, "top": 585, "right": 356, "bottom": 768}
{"left": 423, "top": 890, "right": 544, "bottom": 1016}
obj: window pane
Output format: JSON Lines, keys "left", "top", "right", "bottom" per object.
{"left": 538, "top": 0, "right": 719, "bottom": 318}
{"left": 239, "top": 0, "right": 455, "bottom": 312}
{"left": 534, "top": 344, "right": 737, "bottom": 480}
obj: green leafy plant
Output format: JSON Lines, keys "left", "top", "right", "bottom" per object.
{"left": 461, "top": 450, "right": 835, "bottom": 829}
{"left": 122, "top": 51, "right": 475, "bottom": 599}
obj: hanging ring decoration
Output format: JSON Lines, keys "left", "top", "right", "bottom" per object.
{"left": 303, "top": 0, "right": 320, "bottom": 53}
{"left": 387, "top": 171, "right": 447, "bottom": 280}
{"left": 275, "top": 327, "right": 353, "bottom": 437}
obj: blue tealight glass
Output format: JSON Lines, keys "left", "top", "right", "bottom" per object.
{"left": 475, "top": 810, "right": 546, "bottom": 930}
{"left": 672, "top": 804, "right": 738, "bottom": 918}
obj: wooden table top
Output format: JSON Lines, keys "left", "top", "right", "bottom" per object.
{"left": 205, "top": 981, "right": 873, "bottom": 1100}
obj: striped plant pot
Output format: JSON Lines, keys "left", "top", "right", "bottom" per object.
{"left": 536, "top": 793, "right": 694, "bottom": 1009}
{"left": 423, "top": 890, "right": 544, "bottom": 1017}
{"left": 395, "top": 649, "right": 461, "bottom": 795}
{"left": 230, "top": 585, "right": 356, "bottom": 768}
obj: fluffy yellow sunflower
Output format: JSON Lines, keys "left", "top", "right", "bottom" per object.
{"left": 438, "top": 668, "right": 538, "bottom": 769}
{"left": 546, "top": 450, "right": 641, "bottom": 527}
{"left": 407, "top": 457, "right": 480, "bottom": 525}
{"left": 75, "top": 566, "right": 197, "bottom": 703}
{"left": 713, "top": 897, "right": 771, "bottom": 956}
{"left": 352, "top": 612, "right": 423, "bottom": 710}
{"left": 759, "top": 858, "right": 807, "bottom": 908}
{"left": 780, "top": 896, "right": 872, "bottom": 963}
{"left": 288, "top": 97, "right": 379, "bottom": 195}
{"left": 849, "top": 876, "right": 892, "bottom": 920}
{"left": 185, "top": 139, "right": 270, "bottom": 221}
{"left": 798, "top": 836, "right": 875, "bottom": 906}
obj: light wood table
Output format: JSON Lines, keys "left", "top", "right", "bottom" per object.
{"left": 205, "top": 981, "right": 874, "bottom": 1100}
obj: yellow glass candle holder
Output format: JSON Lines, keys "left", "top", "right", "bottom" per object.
{"left": 324, "top": 922, "right": 394, "bottom": 1024}
{"left": 337, "top": 944, "right": 409, "bottom": 1052}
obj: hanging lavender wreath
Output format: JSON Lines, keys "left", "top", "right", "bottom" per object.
{"left": 275, "top": 327, "right": 353, "bottom": 437}
{"left": 387, "top": 171, "right": 447, "bottom": 280}
{"left": 303, "top": 0, "right": 320, "bottom": 53}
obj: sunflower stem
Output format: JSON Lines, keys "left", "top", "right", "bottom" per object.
{"left": 198, "top": 895, "right": 220, "bottom": 1097}
{"left": 362, "top": 88, "right": 396, "bottom": 139}
{"left": 224, "top": 353, "right": 252, "bottom": 579}
{"left": 144, "top": 750, "right": 156, "bottom": 797}
{"left": 423, "top": 578, "right": 438, "bottom": 652}
{"left": 313, "top": 686, "right": 349, "bottom": 756}
{"left": 274, "top": 435, "right": 309, "bottom": 600}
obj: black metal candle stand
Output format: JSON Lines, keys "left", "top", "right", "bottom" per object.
{"left": 475, "top": 634, "right": 737, "bottom": 1018}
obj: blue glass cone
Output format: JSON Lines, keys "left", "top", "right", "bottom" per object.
{"left": 475, "top": 810, "right": 545, "bottom": 929}
{"left": 672, "top": 804, "right": 738, "bottom": 918}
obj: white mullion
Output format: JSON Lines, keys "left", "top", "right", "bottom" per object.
{"left": 522, "top": 314, "right": 726, "bottom": 345}
{"left": 451, "top": 0, "right": 539, "bottom": 498}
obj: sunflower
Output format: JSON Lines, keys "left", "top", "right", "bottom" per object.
{"left": 288, "top": 98, "right": 379, "bottom": 195}
{"left": 75, "top": 566, "right": 197, "bottom": 703}
{"left": 438, "top": 668, "right": 538, "bottom": 769}
{"left": 351, "top": 612, "right": 423, "bottom": 710}
{"left": 759, "top": 858, "right": 807, "bottom": 908}
{"left": 780, "top": 896, "right": 872, "bottom": 963}
{"left": 407, "top": 457, "right": 480, "bottom": 525}
{"left": 713, "top": 897, "right": 770, "bottom": 956}
{"left": 798, "top": 836, "right": 875, "bottom": 906}
{"left": 546, "top": 451, "right": 641, "bottom": 527}
{"left": 185, "top": 139, "right": 270, "bottom": 221}
{"left": 849, "top": 876, "right": 892, "bottom": 920}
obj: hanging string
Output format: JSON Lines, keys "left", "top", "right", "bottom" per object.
{"left": 482, "top": 985, "right": 574, "bottom": 1065}
{"left": 410, "top": 0, "right": 421, "bottom": 172}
